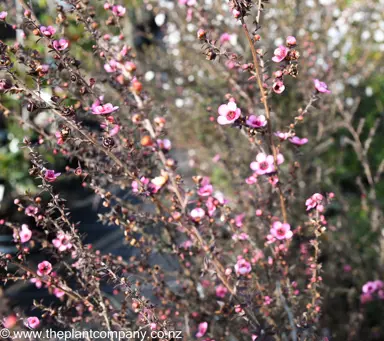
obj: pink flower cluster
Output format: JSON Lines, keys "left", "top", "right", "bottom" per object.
{"left": 305, "top": 193, "right": 324, "bottom": 212}
{"left": 361, "top": 280, "right": 384, "bottom": 304}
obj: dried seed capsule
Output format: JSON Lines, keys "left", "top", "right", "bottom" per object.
{"left": 103, "top": 137, "right": 115, "bottom": 149}
{"left": 61, "top": 106, "right": 75, "bottom": 116}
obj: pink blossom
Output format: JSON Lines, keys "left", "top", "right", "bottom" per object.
{"left": 92, "top": 102, "right": 119, "bottom": 115}
{"left": 246, "top": 114, "right": 267, "bottom": 128}
{"left": 246, "top": 175, "right": 257, "bottom": 184}
{"left": 235, "top": 213, "right": 245, "bottom": 228}
{"left": 250, "top": 153, "right": 284, "bottom": 175}
{"left": 112, "top": 5, "right": 126, "bottom": 17}
{"left": 274, "top": 131, "right": 290, "bottom": 140}
{"left": 109, "top": 124, "right": 120, "bottom": 137}
{"left": 196, "top": 322, "right": 208, "bottom": 338}
{"left": 272, "top": 45, "right": 288, "bottom": 63}
{"left": 0, "top": 11, "right": 7, "bottom": 20}
{"left": 235, "top": 258, "right": 252, "bottom": 276}
{"left": 220, "top": 33, "right": 231, "bottom": 44}
{"left": 286, "top": 36, "right": 297, "bottom": 46}
{"left": 232, "top": 9, "right": 241, "bottom": 19}
{"left": 314, "top": 79, "right": 331, "bottom": 93}
{"left": 273, "top": 80, "right": 285, "bottom": 94}
{"left": 264, "top": 296, "right": 272, "bottom": 305}
{"left": 289, "top": 136, "right": 308, "bottom": 145}
{"left": 25, "top": 205, "right": 38, "bottom": 216}
{"left": 270, "top": 221, "right": 293, "bottom": 240}
{"left": 26, "top": 317, "right": 40, "bottom": 329}
{"left": 206, "top": 197, "right": 217, "bottom": 216}
{"left": 3, "top": 315, "right": 17, "bottom": 329}
{"left": 52, "top": 232, "right": 73, "bottom": 252}
{"left": 44, "top": 169, "right": 61, "bottom": 182}
{"left": 40, "top": 26, "right": 56, "bottom": 37}
{"left": 362, "top": 281, "right": 379, "bottom": 294}
{"left": 215, "top": 285, "right": 228, "bottom": 298}
{"left": 217, "top": 101, "right": 241, "bottom": 125}
{"left": 104, "top": 59, "right": 119, "bottom": 73}
{"left": 157, "top": 139, "right": 172, "bottom": 151}
{"left": 191, "top": 208, "right": 205, "bottom": 222}
{"left": 52, "top": 38, "right": 69, "bottom": 51}
{"left": 31, "top": 277, "right": 43, "bottom": 288}
{"left": 37, "top": 261, "right": 53, "bottom": 276}
{"left": 13, "top": 224, "right": 32, "bottom": 243}
{"left": 198, "top": 177, "right": 213, "bottom": 196}
{"left": 132, "top": 177, "right": 149, "bottom": 193}
{"left": 53, "top": 287, "right": 65, "bottom": 298}
{"left": 305, "top": 193, "right": 324, "bottom": 211}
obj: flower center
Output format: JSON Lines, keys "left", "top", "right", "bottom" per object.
{"left": 259, "top": 161, "right": 269, "bottom": 170}
{"left": 277, "top": 228, "right": 285, "bottom": 236}
{"left": 226, "top": 111, "right": 236, "bottom": 120}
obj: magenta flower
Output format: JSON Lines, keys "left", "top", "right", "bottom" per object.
{"left": 37, "top": 261, "right": 53, "bottom": 276}
{"left": 215, "top": 285, "right": 228, "bottom": 298}
{"left": 272, "top": 45, "right": 288, "bottom": 63}
{"left": 289, "top": 136, "right": 308, "bottom": 146}
{"left": 190, "top": 208, "right": 205, "bottom": 222}
{"left": 196, "top": 322, "right": 208, "bottom": 338}
{"left": 206, "top": 197, "right": 217, "bottom": 216}
{"left": 52, "top": 38, "right": 69, "bottom": 51}
{"left": 270, "top": 221, "right": 293, "bottom": 240}
{"left": 314, "top": 79, "right": 331, "bottom": 93}
{"left": 217, "top": 101, "right": 241, "bottom": 125}
{"left": 272, "top": 80, "right": 285, "bottom": 94}
{"left": 13, "top": 224, "right": 32, "bottom": 243}
{"left": 305, "top": 193, "right": 324, "bottom": 211}
{"left": 26, "top": 316, "right": 40, "bottom": 329}
{"left": 0, "top": 11, "right": 8, "bottom": 20}
{"left": 362, "top": 281, "right": 383, "bottom": 294}
{"left": 235, "top": 213, "right": 245, "bottom": 228}
{"left": 52, "top": 232, "right": 73, "bottom": 252}
{"left": 25, "top": 205, "right": 38, "bottom": 216}
{"left": 40, "top": 26, "right": 56, "bottom": 37}
{"left": 44, "top": 169, "right": 61, "bottom": 182}
{"left": 104, "top": 59, "right": 119, "bottom": 73}
{"left": 286, "top": 36, "right": 297, "bottom": 46}
{"left": 112, "top": 5, "right": 126, "bottom": 17}
{"left": 264, "top": 296, "right": 272, "bottom": 305}
{"left": 246, "top": 114, "right": 267, "bottom": 128}
{"left": 250, "top": 153, "right": 284, "bottom": 175}
{"left": 198, "top": 177, "right": 213, "bottom": 196}
{"left": 235, "top": 258, "right": 252, "bottom": 276}
{"left": 92, "top": 103, "right": 119, "bottom": 115}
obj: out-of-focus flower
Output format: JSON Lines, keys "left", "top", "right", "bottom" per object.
{"left": 40, "top": 26, "right": 56, "bottom": 37}
{"left": 273, "top": 80, "right": 285, "bottom": 94}
{"left": 314, "top": 79, "right": 331, "bottom": 93}
{"left": 25, "top": 205, "right": 38, "bottom": 216}
{"left": 13, "top": 224, "right": 32, "bottom": 243}
{"left": 44, "top": 169, "right": 61, "bottom": 182}
{"left": 91, "top": 100, "right": 119, "bottom": 115}
{"left": 190, "top": 208, "right": 205, "bottom": 222}
{"left": 0, "top": 11, "right": 8, "bottom": 20}
{"left": 26, "top": 317, "right": 40, "bottom": 329}
{"left": 246, "top": 114, "right": 267, "bottom": 128}
{"left": 289, "top": 136, "right": 308, "bottom": 145}
{"left": 286, "top": 36, "right": 297, "bottom": 46}
{"left": 215, "top": 285, "right": 228, "bottom": 298}
{"left": 235, "top": 258, "right": 252, "bottom": 275}
{"left": 37, "top": 261, "right": 52, "bottom": 276}
{"left": 196, "top": 322, "right": 208, "bottom": 338}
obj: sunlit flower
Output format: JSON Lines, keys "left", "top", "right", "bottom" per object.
{"left": 112, "top": 5, "right": 126, "bottom": 17}
{"left": 217, "top": 100, "right": 241, "bottom": 125}
{"left": 272, "top": 45, "right": 288, "bottom": 62}
{"left": 26, "top": 317, "right": 40, "bottom": 329}
{"left": 289, "top": 136, "right": 308, "bottom": 145}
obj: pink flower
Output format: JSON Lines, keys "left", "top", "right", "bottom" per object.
{"left": 235, "top": 213, "right": 245, "bottom": 228}
{"left": 52, "top": 38, "right": 69, "bottom": 51}
{"left": 217, "top": 101, "right": 241, "bottom": 125}
{"left": 272, "top": 80, "right": 285, "bottom": 94}
{"left": 272, "top": 45, "right": 288, "bottom": 63}
{"left": 0, "top": 11, "right": 8, "bottom": 20}
{"left": 92, "top": 103, "right": 119, "bottom": 115}
{"left": 31, "top": 277, "right": 43, "bottom": 288}
{"left": 314, "top": 79, "right": 331, "bottom": 93}
{"left": 220, "top": 33, "right": 231, "bottom": 44}
{"left": 190, "top": 208, "right": 205, "bottom": 222}
{"left": 44, "top": 169, "right": 61, "bottom": 182}
{"left": 215, "top": 285, "right": 228, "bottom": 298}
{"left": 305, "top": 193, "right": 324, "bottom": 211}
{"left": 52, "top": 232, "right": 73, "bottom": 252}
{"left": 25, "top": 205, "right": 38, "bottom": 216}
{"left": 270, "top": 221, "right": 293, "bottom": 240}
{"left": 104, "top": 59, "right": 119, "bottom": 73}
{"left": 246, "top": 114, "right": 267, "bottom": 128}
{"left": 206, "top": 197, "right": 217, "bottom": 217}
{"left": 235, "top": 258, "right": 252, "bottom": 275}
{"left": 286, "top": 36, "right": 297, "bottom": 46}
{"left": 112, "top": 5, "right": 126, "bottom": 17}
{"left": 198, "top": 177, "right": 213, "bottom": 196}
{"left": 157, "top": 139, "right": 172, "bottom": 151}
{"left": 3, "top": 315, "right": 17, "bottom": 329}
{"left": 37, "top": 261, "right": 52, "bottom": 276}
{"left": 250, "top": 153, "right": 284, "bottom": 175}
{"left": 132, "top": 177, "right": 149, "bottom": 193}
{"left": 246, "top": 175, "right": 257, "bottom": 184}
{"left": 264, "top": 296, "right": 272, "bottom": 305}
{"left": 232, "top": 9, "right": 241, "bottom": 19}
{"left": 196, "top": 322, "right": 208, "bottom": 338}
{"left": 362, "top": 281, "right": 379, "bottom": 294}
{"left": 274, "top": 131, "right": 290, "bottom": 140}
{"left": 13, "top": 224, "right": 32, "bottom": 243}
{"left": 53, "top": 287, "right": 65, "bottom": 298}
{"left": 40, "top": 26, "right": 56, "bottom": 37}
{"left": 26, "top": 317, "right": 40, "bottom": 329}
{"left": 289, "top": 136, "right": 308, "bottom": 145}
